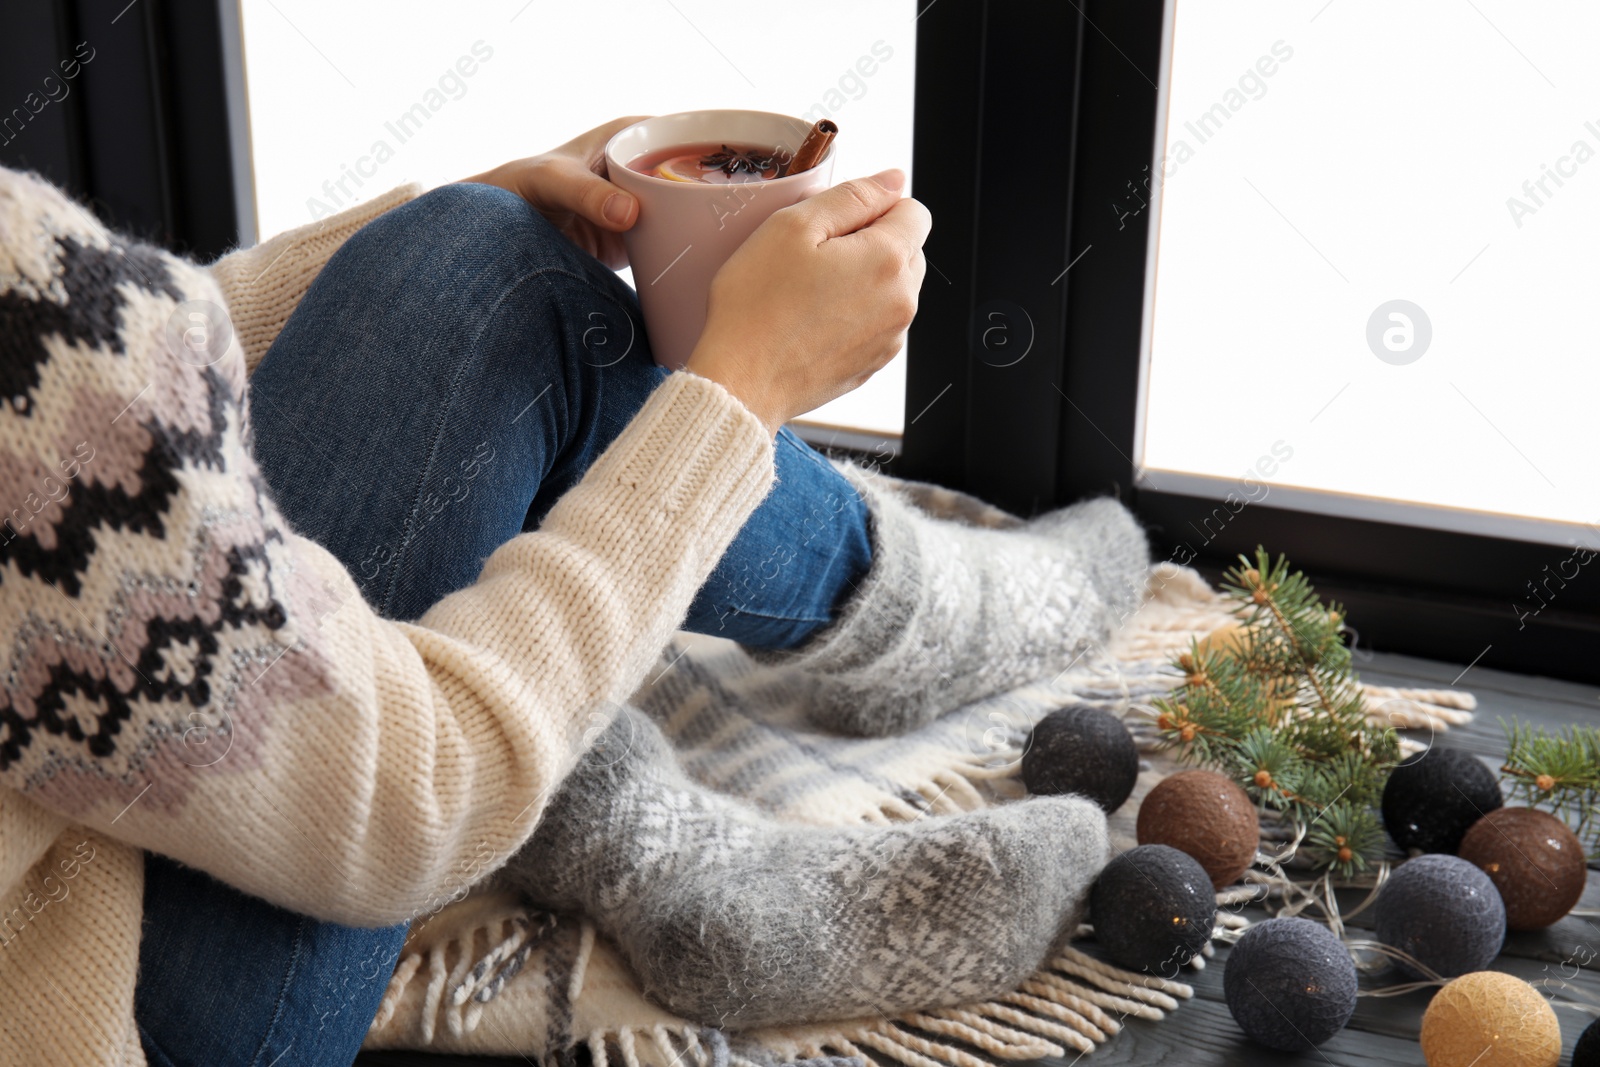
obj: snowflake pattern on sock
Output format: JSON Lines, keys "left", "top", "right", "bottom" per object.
{"left": 498, "top": 706, "right": 1110, "bottom": 1029}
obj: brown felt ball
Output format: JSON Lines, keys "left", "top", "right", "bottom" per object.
{"left": 1458, "top": 807, "right": 1586, "bottom": 931}
{"left": 1136, "top": 769, "right": 1260, "bottom": 890}
{"left": 1420, "top": 971, "right": 1560, "bottom": 1067}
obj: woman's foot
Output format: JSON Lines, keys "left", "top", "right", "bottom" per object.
{"left": 497, "top": 706, "right": 1110, "bottom": 1028}
{"left": 751, "top": 464, "right": 1151, "bottom": 737}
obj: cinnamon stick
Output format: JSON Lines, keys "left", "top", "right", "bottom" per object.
{"left": 783, "top": 119, "right": 838, "bottom": 176}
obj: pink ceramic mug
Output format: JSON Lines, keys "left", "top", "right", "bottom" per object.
{"left": 605, "top": 110, "right": 836, "bottom": 371}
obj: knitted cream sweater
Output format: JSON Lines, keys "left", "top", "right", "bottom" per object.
{"left": 0, "top": 169, "right": 776, "bottom": 1066}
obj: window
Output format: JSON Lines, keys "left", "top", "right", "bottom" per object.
{"left": 1139, "top": 0, "right": 1600, "bottom": 547}
{"left": 903, "top": 0, "right": 1600, "bottom": 680}
{"left": 237, "top": 0, "right": 916, "bottom": 436}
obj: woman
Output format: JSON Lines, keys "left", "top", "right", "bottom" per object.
{"left": 0, "top": 118, "right": 1146, "bottom": 1066}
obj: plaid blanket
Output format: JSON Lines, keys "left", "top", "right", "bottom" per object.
{"left": 362, "top": 555, "right": 1474, "bottom": 1065}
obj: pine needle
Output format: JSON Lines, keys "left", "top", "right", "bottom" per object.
{"left": 1155, "top": 548, "right": 1399, "bottom": 877}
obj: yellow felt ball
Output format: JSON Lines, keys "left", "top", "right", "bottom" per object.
{"left": 1193, "top": 621, "right": 1247, "bottom": 658}
{"left": 1420, "top": 972, "right": 1560, "bottom": 1067}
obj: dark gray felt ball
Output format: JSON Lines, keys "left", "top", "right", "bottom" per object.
{"left": 1380, "top": 747, "right": 1502, "bottom": 854}
{"left": 1021, "top": 705, "right": 1140, "bottom": 813}
{"left": 1373, "top": 853, "right": 1506, "bottom": 980}
{"left": 1223, "top": 918, "right": 1357, "bottom": 1051}
{"left": 1090, "top": 844, "right": 1215, "bottom": 977}
{"left": 1574, "top": 1017, "right": 1600, "bottom": 1067}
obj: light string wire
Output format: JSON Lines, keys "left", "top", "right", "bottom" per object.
{"left": 1204, "top": 831, "right": 1583, "bottom": 1002}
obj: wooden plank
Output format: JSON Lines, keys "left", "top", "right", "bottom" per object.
{"left": 1038, "top": 980, "right": 1429, "bottom": 1066}
{"left": 1065, "top": 932, "right": 1592, "bottom": 1066}
{"left": 1356, "top": 649, "right": 1598, "bottom": 713}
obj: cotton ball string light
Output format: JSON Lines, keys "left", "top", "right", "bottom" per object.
{"left": 1573, "top": 1018, "right": 1600, "bottom": 1067}
{"left": 1458, "top": 807, "right": 1586, "bottom": 930}
{"left": 1381, "top": 747, "right": 1503, "bottom": 854}
{"left": 1136, "top": 769, "right": 1260, "bottom": 889}
{"left": 1373, "top": 854, "right": 1505, "bottom": 979}
{"left": 1419, "top": 971, "right": 1560, "bottom": 1067}
{"left": 1021, "top": 705, "right": 1140, "bottom": 813}
{"left": 1223, "top": 918, "right": 1357, "bottom": 1051}
{"left": 1089, "top": 844, "right": 1215, "bottom": 976}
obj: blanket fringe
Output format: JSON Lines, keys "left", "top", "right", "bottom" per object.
{"left": 1359, "top": 684, "right": 1477, "bottom": 731}
{"left": 950, "top": 761, "right": 1026, "bottom": 781}
{"left": 851, "top": 1022, "right": 990, "bottom": 1067}
{"left": 915, "top": 768, "right": 990, "bottom": 814}
{"left": 370, "top": 952, "right": 421, "bottom": 1032}
{"left": 584, "top": 1024, "right": 725, "bottom": 1067}
{"left": 909, "top": 1007, "right": 1070, "bottom": 1057}
{"left": 1053, "top": 947, "right": 1192, "bottom": 1003}
{"left": 618, "top": 1025, "right": 643, "bottom": 1067}
{"left": 569, "top": 943, "right": 1197, "bottom": 1067}
{"left": 849, "top": 946, "right": 1186, "bottom": 1066}
{"left": 754, "top": 948, "right": 1191, "bottom": 1067}
{"left": 995, "top": 996, "right": 1108, "bottom": 1050}
{"left": 1016, "top": 982, "right": 1117, "bottom": 1039}
{"left": 571, "top": 920, "right": 597, "bottom": 1002}
{"left": 868, "top": 757, "right": 1030, "bottom": 825}
{"left": 369, "top": 900, "right": 559, "bottom": 1043}
{"left": 872, "top": 797, "right": 928, "bottom": 822}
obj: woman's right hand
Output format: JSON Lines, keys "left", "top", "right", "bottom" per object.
{"left": 684, "top": 169, "right": 930, "bottom": 434}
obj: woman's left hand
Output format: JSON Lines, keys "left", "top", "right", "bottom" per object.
{"left": 462, "top": 116, "right": 648, "bottom": 269}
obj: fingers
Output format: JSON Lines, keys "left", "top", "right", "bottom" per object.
{"left": 566, "top": 114, "right": 653, "bottom": 167}
{"left": 531, "top": 116, "right": 653, "bottom": 231}
{"left": 861, "top": 195, "right": 933, "bottom": 259}
{"left": 793, "top": 169, "right": 907, "bottom": 240}
{"left": 532, "top": 155, "right": 639, "bottom": 231}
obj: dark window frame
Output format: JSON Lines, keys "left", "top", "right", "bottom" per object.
{"left": 0, "top": 0, "right": 245, "bottom": 261}
{"left": 900, "top": 0, "right": 1600, "bottom": 683}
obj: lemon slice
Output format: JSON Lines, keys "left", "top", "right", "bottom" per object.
{"left": 655, "top": 154, "right": 707, "bottom": 182}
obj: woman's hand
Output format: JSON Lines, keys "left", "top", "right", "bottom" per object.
{"left": 685, "top": 169, "right": 931, "bottom": 434}
{"left": 462, "top": 116, "right": 648, "bottom": 269}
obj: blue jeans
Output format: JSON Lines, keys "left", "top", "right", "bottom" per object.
{"left": 135, "top": 183, "right": 874, "bottom": 1066}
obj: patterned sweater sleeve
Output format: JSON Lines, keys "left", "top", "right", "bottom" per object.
{"left": 0, "top": 168, "right": 775, "bottom": 925}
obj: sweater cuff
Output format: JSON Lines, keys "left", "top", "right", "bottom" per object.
{"left": 541, "top": 370, "right": 776, "bottom": 557}
{"left": 210, "top": 183, "right": 423, "bottom": 373}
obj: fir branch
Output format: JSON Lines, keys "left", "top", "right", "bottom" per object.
{"left": 1302, "top": 803, "right": 1386, "bottom": 875}
{"left": 1156, "top": 547, "right": 1399, "bottom": 878}
{"left": 1501, "top": 718, "right": 1600, "bottom": 846}
{"left": 1229, "top": 555, "right": 1347, "bottom": 727}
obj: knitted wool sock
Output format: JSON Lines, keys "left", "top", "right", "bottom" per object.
{"left": 752, "top": 464, "right": 1151, "bottom": 737}
{"left": 498, "top": 706, "right": 1109, "bottom": 1029}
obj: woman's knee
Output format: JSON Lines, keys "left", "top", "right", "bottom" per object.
{"left": 379, "top": 182, "right": 590, "bottom": 277}
{"left": 351, "top": 182, "right": 643, "bottom": 351}
{"left": 408, "top": 181, "right": 536, "bottom": 235}
{"left": 284, "top": 180, "right": 637, "bottom": 363}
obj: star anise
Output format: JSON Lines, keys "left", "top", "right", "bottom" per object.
{"left": 700, "top": 144, "right": 776, "bottom": 177}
